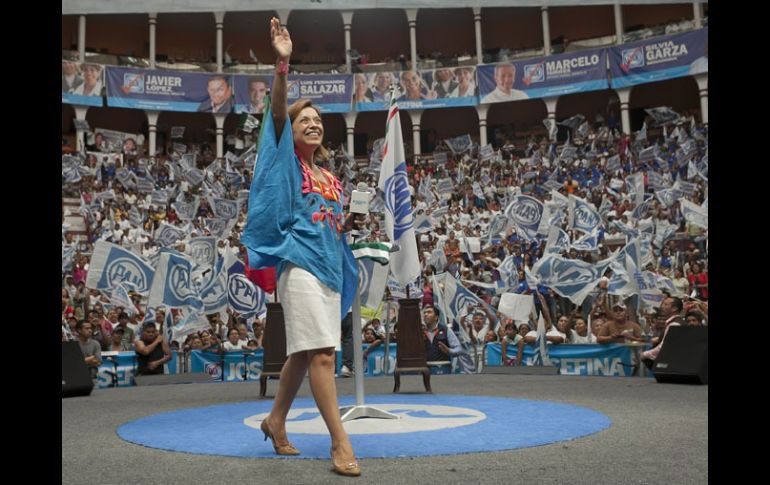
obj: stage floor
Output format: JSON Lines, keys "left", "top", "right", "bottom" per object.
{"left": 62, "top": 373, "right": 707, "bottom": 484}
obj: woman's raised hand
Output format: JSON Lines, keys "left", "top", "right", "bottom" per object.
{"left": 271, "top": 17, "right": 292, "bottom": 60}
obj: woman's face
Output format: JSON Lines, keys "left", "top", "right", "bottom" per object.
{"left": 355, "top": 75, "right": 368, "bottom": 95}
{"left": 364, "top": 329, "right": 376, "bottom": 343}
{"left": 228, "top": 330, "right": 240, "bottom": 344}
{"left": 557, "top": 316, "right": 569, "bottom": 332}
{"left": 575, "top": 318, "right": 587, "bottom": 335}
{"left": 292, "top": 106, "right": 324, "bottom": 151}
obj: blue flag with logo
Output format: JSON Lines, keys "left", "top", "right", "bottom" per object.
{"left": 86, "top": 241, "right": 156, "bottom": 295}
{"left": 147, "top": 251, "right": 203, "bottom": 310}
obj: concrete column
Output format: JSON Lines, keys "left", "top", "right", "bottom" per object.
{"left": 215, "top": 114, "right": 226, "bottom": 159}
{"left": 342, "top": 11, "right": 353, "bottom": 72}
{"left": 616, "top": 88, "right": 631, "bottom": 135}
{"left": 406, "top": 9, "right": 418, "bottom": 70}
{"left": 214, "top": 12, "right": 225, "bottom": 72}
{"left": 408, "top": 110, "right": 422, "bottom": 156}
{"left": 146, "top": 110, "right": 160, "bottom": 156}
{"left": 73, "top": 106, "right": 89, "bottom": 153}
{"left": 148, "top": 13, "right": 157, "bottom": 68}
{"left": 695, "top": 75, "right": 707, "bottom": 126}
{"left": 477, "top": 104, "right": 489, "bottom": 147}
{"left": 344, "top": 112, "right": 357, "bottom": 156}
{"left": 473, "top": 7, "right": 483, "bottom": 64}
{"left": 276, "top": 10, "right": 290, "bottom": 27}
{"left": 614, "top": 2, "right": 624, "bottom": 44}
{"left": 693, "top": 2, "right": 703, "bottom": 28}
{"left": 541, "top": 7, "right": 551, "bottom": 55}
{"left": 78, "top": 15, "right": 86, "bottom": 61}
{"left": 544, "top": 97, "right": 558, "bottom": 140}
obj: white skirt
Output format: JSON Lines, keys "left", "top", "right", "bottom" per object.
{"left": 277, "top": 263, "right": 341, "bottom": 355}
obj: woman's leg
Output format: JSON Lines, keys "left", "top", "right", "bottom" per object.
{"left": 307, "top": 347, "right": 355, "bottom": 461}
{"left": 265, "top": 351, "right": 310, "bottom": 443}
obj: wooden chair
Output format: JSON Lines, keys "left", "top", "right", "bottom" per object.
{"left": 392, "top": 298, "right": 432, "bottom": 393}
{"left": 259, "top": 302, "right": 288, "bottom": 397}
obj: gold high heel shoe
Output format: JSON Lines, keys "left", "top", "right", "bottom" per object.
{"left": 261, "top": 420, "right": 300, "bottom": 456}
{"left": 330, "top": 447, "right": 361, "bottom": 477}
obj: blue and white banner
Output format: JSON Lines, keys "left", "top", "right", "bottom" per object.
{"left": 435, "top": 272, "right": 496, "bottom": 327}
{"left": 679, "top": 198, "right": 708, "bottom": 230}
{"left": 478, "top": 48, "right": 608, "bottom": 103}
{"left": 504, "top": 195, "right": 544, "bottom": 235}
{"left": 185, "top": 168, "right": 205, "bottom": 187}
{"left": 378, "top": 97, "right": 421, "bottom": 285}
{"left": 610, "top": 27, "right": 708, "bottom": 89}
{"left": 567, "top": 195, "right": 602, "bottom": 234}
{"left": 86, "top": 241, "right": 155, "bottom": 294}
{"left": 186, "top": 236, "right": 218, "bottom": 270}
{"left": 354, "top": 68, "right": 478, "bottom": 112}
{"left": 357, "top": 258, "right": 390, "bottom": 309}
{"left": 171, "top": 311, "right": 211, "bottom": 343}
{"left": 545, "top": 225, "right": 570, "bottom": 255}
{"left": 571, "top": 229, "right": 601, "bottom": 252}
{"left": 228, "top": 273, "right": 266, "bottom": 316}
{"left": 62, "top": 61, "right": 104, "bottom": 106}
{"left": 106, "top": 67, "right": 234, "bottom": 113}
{"left": 207, "top": 196, "right": 240, "bottom": 220}
{"left": 189, "top": 350, "right": 264, "bottom": 382}
{"left": 96, "top": 351, "right": 178, "bottom": 388}
{"left": 234, "top": 73, "right": 353, "bottom": 114}
{"left": 530, "top": 254, "right": 614, "bottom": 305}
{"left": 148, "top": 251, "right": 203, "bottom": 310}
{"left": 155, "top": 222, "right": 186, "bottom": 247}
{"left": 109, "top": 283, "right": 139, "bottom": 316}
{"left": 487, "top": 343, "right": 638, "bottom": 376}
{"left": 172, "top": 197, "right": 200, "bottom": 222}
{"left": 387, "top": 273, "right": 422, "bottom": 300}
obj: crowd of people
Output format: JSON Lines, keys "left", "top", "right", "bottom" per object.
{"left": 62, "top": 106, "right": 708, "bottom": 378}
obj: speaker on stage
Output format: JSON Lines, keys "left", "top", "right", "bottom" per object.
{"left": 62, "top": 342, "right": 94, "bottom": 397}
{"left": 653, "top": 325, "right": 708, "bottom": 384}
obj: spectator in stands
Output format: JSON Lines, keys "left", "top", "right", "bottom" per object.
{"left": 134, "top": 322, "right": 172, "bottom": 375}
{"left": 422, "top": 304, "right": 467, "bottom": 367}
{"left": 500, "top": 320, "right": 524, "bottom": 365}
{"left": 361, "top": 327, "right": 382, "bottom": 361}
{"left": 224, "top": 328, "right": 248, "bottom": 351}
{"left": 77, "top": 321, "right": 102, "bottom": 383}
{"left": 71, "top": 63, "right": 103, "bottom": 96}
{"left": 684, "top": 309, "right": 706, "bottom": 326}
{"left": 524, "top": 293, "right": 566, "bottom": 345}
{"left": 352, "top": 73, "right": 373, "bottom": 103}
{"left": 109, "top": 326, "right": 132, "bottom": 352}
{"left": 197, "top": 75, "right": 234, "bottom": 113}
{"left": 687, "top": 262, "right": 708, "bottom": 300}
{"left": 641, "top": 297, "right": 684, "bottom": 368}
{"left": 246, "top": 77, "right": 269, "bottom": 114}
{"left": 62, "top": 60, "right": 83, "bottom": 92}
{"left": 597, "top": 301, "right": 644, "bottom": 344}
{"left": 570, "top": 316, "right": 597, "bottom": 344}
{"left": 114, "top": 312, "right": 135, "bottom": 349}
{"left": 480, "top": 63, "right": 528, "bottom": 103}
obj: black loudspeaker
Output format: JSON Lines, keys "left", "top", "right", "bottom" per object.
{"left": 653, "top": 326, "right": 708, "bottom": 384}
{"left": 62, "top": 342, "right": 94, "bottom": 397}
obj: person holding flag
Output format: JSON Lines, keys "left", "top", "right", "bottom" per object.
{"left": 241, "top": 18, "right": 362, "bottom": 477}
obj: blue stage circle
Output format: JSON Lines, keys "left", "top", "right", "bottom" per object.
{"left": 117, "top": 394, "right": 610, "bottom": 459}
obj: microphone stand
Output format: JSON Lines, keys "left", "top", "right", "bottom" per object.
{"left": 105, "top": 356, "right": 119, "bottom": 388}
{"left": 339, "top": 239, "right": 399, "bottom": 422}
{"left": 241, "top": 350, "right": 255, "bottom": 381}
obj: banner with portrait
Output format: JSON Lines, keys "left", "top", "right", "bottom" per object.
{"left": 609, "top": 27, "right": 707, "bottom": 89}
{"left": 233, "top": 73, "right": 353, "bottom": 114}
{"left": 106, "top": 67, "right": 235, "bottom": 113}
{"left": 62, "top": 60, "right": 104, "bottom": 106}
{"left": 354, "top": 67, "right": 479, "bottom": 112}
{"left": 478, "top": 48, "right": 609, "bottom": 103}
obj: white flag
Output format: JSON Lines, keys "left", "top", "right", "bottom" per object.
{"left": 378, "top": 97, "right": 420, "bottom": 285}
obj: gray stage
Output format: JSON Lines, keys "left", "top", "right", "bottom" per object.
{"left": 62, "top": 374, "right": 707, "bottom": 484}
